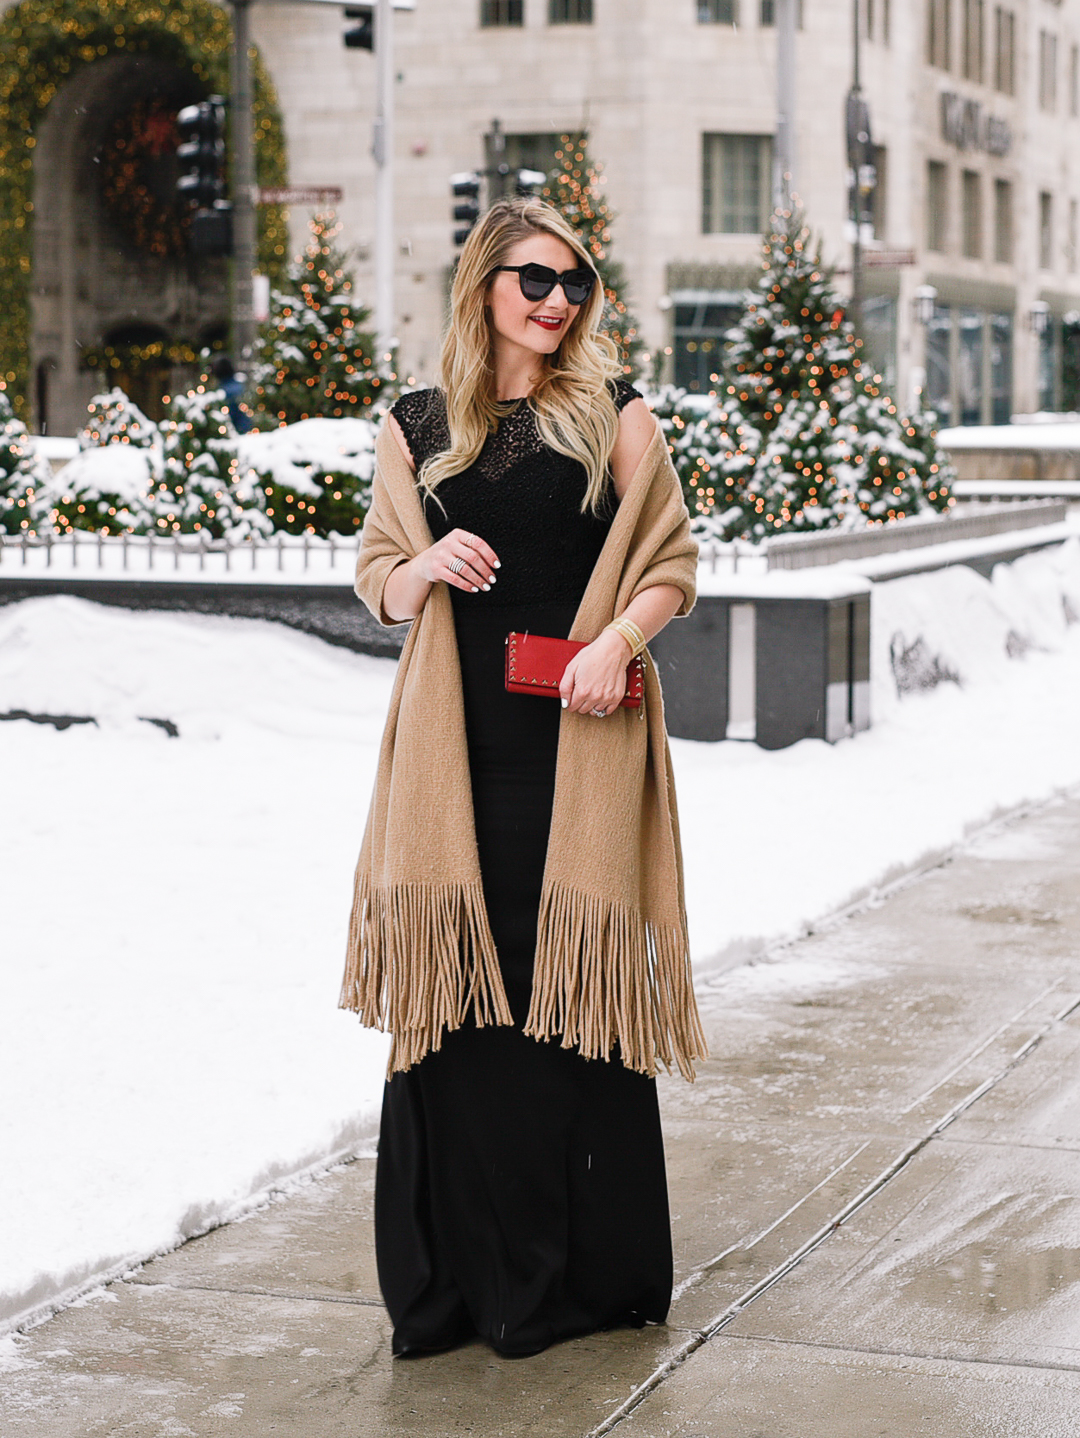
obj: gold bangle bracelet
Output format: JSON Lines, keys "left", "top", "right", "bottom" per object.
{"left": 605, "top": 618, "right": 646, "bottom": 659}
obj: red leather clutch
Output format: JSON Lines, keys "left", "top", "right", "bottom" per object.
{"left": 504, "top": 631, "right": 644, "bottom": 708}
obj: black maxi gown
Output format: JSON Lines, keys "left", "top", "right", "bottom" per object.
{"left": 375, "top": 383, "right": 673, "bottom": 1358}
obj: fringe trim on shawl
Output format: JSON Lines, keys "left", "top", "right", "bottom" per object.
{"left": 339, "top": 875, "right": 513, "bottom": 1074}
{"left": 523, "top": 882, "right": 708, "bottom": 1082}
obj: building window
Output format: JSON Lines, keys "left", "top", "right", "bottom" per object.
{"left": 962, "top": 0, "right": 984, "bottom": 82}
{"left": 481, "top": 0, "right": 523, "bottom": 21}
{"left": 759, "top": 0, "right": 803, "bottom": 25}
{"left": 703, "top": 133, "right": 773, "bottom": 233}
{"left": 929, "top": 307, "right": 1014, "bottom": 426}
{"left": 1040, "top": 191, "right": 1054, "bottom": 270}
{"left": 1039, "top": 31, "right": 1058, "bottom": 111}
{"left": 862, "top": 294, "right": 897, "bottom": 388}
{"left": 993, "top": 178, "right": 1013, "bottom": 262}
{"left": 673, "top": 294, "right": 743, "bottom": 392}
{"left": 549, "top": 0, "right": 592, "bottom": 21}
{"left": 993, "top": 7, "right": 1015, "bottom": 94}
{"left": 926, "top": 305, "right": 953, "bottom": 423}
{"left": 928, "top": 0, "right": 952, "bottom": 70}
{"left": 927, "top": 160, "right": 948, "bottom": 251}
{"left": 865, "top": 0, "right": 892, "bottom": 44}
{"left": 699, "top": 0, "right": 738, "bottom": 20}
{"left": 990, "top": 312, "right": 1012, "bottom": 424}
{"left": 962, "top": 170, "right": 982, "bottom": 257}
{"left": 958, "top": 308, "right": 985, "bottom": 425}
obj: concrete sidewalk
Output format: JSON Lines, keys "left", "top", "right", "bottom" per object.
{"left": 3, "top": 795, "right": 1079, "bottom": 1437}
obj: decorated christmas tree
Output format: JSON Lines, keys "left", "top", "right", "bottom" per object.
{"left": 0, "top": 386, "right": 50, "bottom": 535}
{"left": 249, "top": 213, "right": 388, "bottom": 427}
{"left": 77, "top": 388, "right": 159, "bottom": 451}
{"left": 666, "top": 210, "right": 953, "bottom": 542}
{"left": 149, "top": 385, "right": 269, "bottom": 539}
{"left": 542, "top": 133, "right": 644, "bottom": 377}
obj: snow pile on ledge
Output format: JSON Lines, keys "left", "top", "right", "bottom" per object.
{"left": 1, "top": 538, "right": 1080, "bottom": 1337}
{"left": 939, "top": 420, "right": 1080, "bottom": 449}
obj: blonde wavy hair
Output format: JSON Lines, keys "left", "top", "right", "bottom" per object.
{"left": 420, "top": 197, "right": 624, "bottom": 514}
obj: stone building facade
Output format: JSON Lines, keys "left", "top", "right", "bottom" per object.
{"left": 9, "top": 0, "right": 1080, "bottom": 429}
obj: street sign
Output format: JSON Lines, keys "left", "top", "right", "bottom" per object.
{"left": 864, "top": 250, "right": 917, "bottom": 268}
{"left": 257, "top": 186, "right": 344, "bottom": 206}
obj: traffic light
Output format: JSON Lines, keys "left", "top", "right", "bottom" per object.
{"left": 845, "top": 90, "right": 876, "bottom": 227}
{"left": 451, "top": 172, "right": 482, "bottom": 246}
{"left": 175, "top": 96, "right": 232, "bottom": 256}
{"left": 344, "top": 5, "right": 374, "bottom": 49}
{"left": 514, "top": 168, "right": 547, "bottom": 197}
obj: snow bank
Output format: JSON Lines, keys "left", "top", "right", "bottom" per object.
{"left": 2, "top": 540, "right": 1080, "bottom": 1336}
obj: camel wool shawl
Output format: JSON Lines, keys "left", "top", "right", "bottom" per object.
{"left": 340, "top": 418, "right": 707, "bottom": 1081}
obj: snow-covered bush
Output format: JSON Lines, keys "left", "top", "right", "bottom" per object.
{"left": 49, "top": 390, "right": 157, "bottom": 533}
{"left": 77, "top": 388, "right": 158, "bottom": 451}
{"left": 51, "top": 386, "right": 269, "bottom": 538}
{"left": 0, "top": 386, "right": 51, "bottom": 535}
{"left": 240, "top": 416, "right": 376, "bottom": 536}
{"left": 150, "top": 388, "right": 270, "bottom": 540}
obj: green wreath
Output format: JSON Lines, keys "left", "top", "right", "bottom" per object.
{"left": 99, "top": 98, "right": 188, "bottom": 258}
{"left": 0, "top": 0, "right": 290, "bottom": 419}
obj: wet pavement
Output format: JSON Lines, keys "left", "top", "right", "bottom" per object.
{"left": 2, "top": 793, "right": 1079, "bottom": 1437}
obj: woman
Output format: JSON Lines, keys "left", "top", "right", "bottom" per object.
{"left": 341, "top": 197, "right": 706, "bottom": 1359}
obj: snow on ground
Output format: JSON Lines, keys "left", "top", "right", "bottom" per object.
{"left": 2, "top": 540, "right": 1080, "bottom": 1336}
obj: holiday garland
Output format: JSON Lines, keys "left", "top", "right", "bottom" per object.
{"left": 0, "top": 0, "right": 290, "bottom": 420}
{"left": 99, "top": 98, "right": 188, "bottom": 258}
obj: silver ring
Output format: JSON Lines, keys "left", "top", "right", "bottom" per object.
{"left": 463, "top": 533, "right": 476, "bottom": 548}
{"left": 448, "top": 556, "right": 465, "bottom": 575}
{"left": 592, "top": 707, "right": 607, "bottom": 718}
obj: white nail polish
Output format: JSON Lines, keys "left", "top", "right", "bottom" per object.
{"left": 560, "top": 698, "right": 568, "bottom": 708}
{"left": 482, "top": 583, "right": 490, "bottom": 591}
{"left": 489, "top": 575, "right": 497, "bottom": 583}
{"left": 471, "top": 585, "right": 479, "bottom": 592}
{"left": 493, "top": 560, "right": 501, "bottom": 569}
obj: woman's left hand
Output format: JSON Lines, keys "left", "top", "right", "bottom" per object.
{"left": 559, "top": 629, "right": 631, "bottom": 718}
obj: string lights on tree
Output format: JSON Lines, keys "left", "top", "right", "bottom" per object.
{"left": 250, "top": 212, "right": 387, "bottom": 427}
{"left": 0, "top": 384, "right": 51, "bottom": 534}
{"left": 542, "top": 133, "right": 643, "bottom": 377}
{"left": 655, "top": 209, "right": 954, "bottom": 543}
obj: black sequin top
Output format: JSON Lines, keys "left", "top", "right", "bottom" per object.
{"left": 390, "top": 380, "right": 642, "bottom": 610}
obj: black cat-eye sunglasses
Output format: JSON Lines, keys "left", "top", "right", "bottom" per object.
{"left": 493, "top": 263, "right": 597, "bottom": 306}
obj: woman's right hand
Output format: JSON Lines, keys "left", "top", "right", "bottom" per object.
{"left": 415, "top": 528, "right": 499, "bottom": 594}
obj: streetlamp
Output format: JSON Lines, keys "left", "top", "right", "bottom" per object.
{"left": 1029, "top": 300, "right": 1051, "bottom": 334}
{"left": 773, "top": 0, "right": 796, "bottom": 211}
{"left": 230, "top": 0, "right": 257, "bottom": 365}
{"left": 913, "top": 285, "right": 938, "bottom": 326}
{"left": 845, "top": 0, "right": 874, "bottom": 338}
